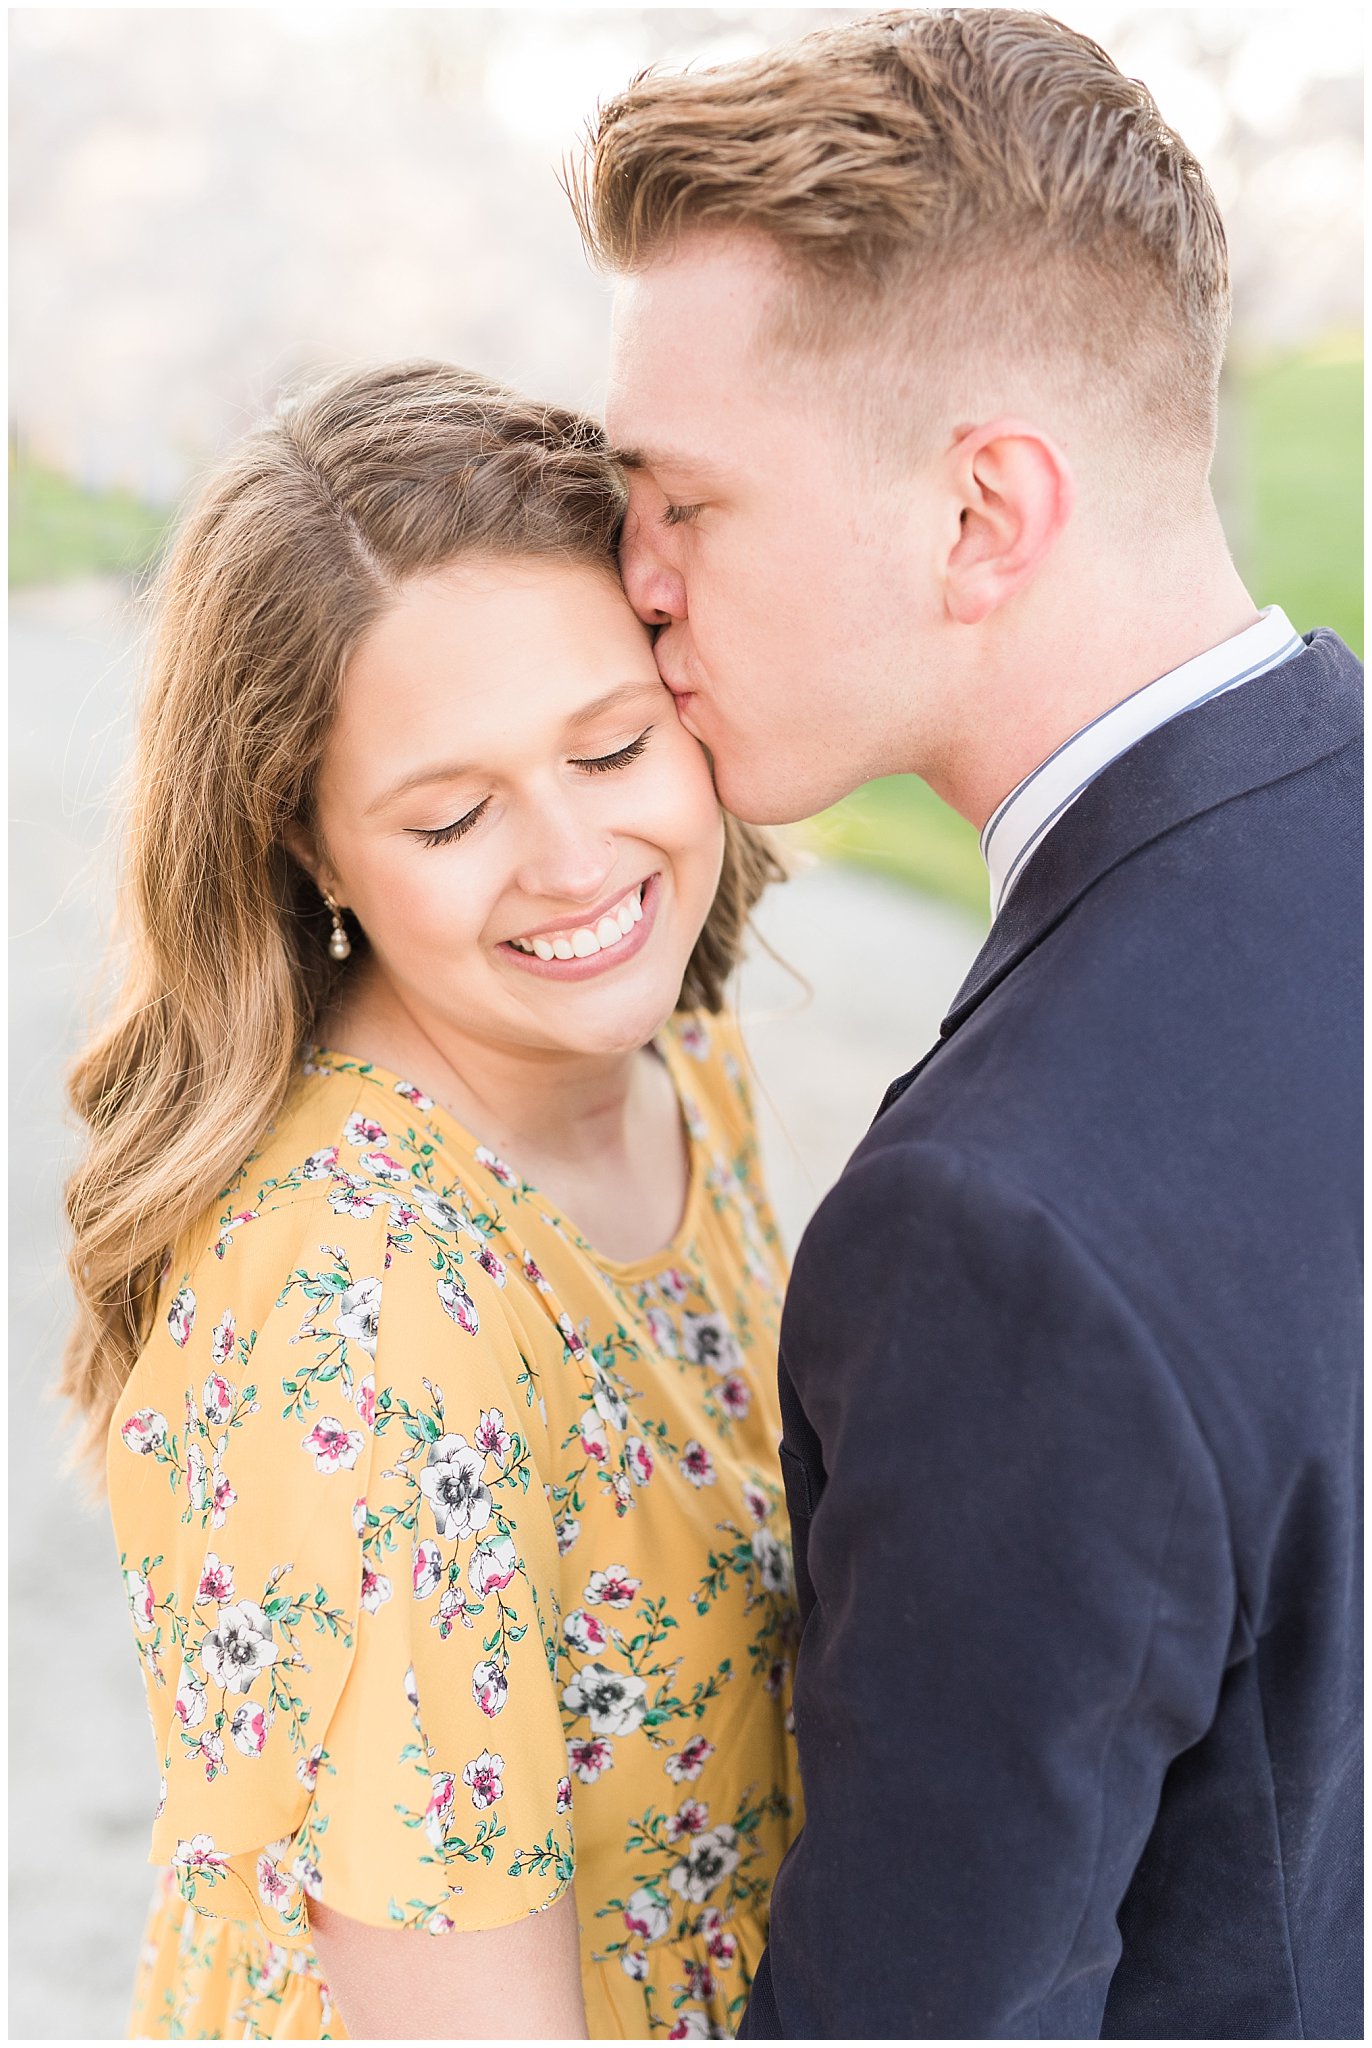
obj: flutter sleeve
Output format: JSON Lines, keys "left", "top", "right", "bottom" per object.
{"left": 116, "top": 1175, "right": 572, "bottom": 1944}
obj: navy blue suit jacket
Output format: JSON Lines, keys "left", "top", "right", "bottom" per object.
{"left": 741, "top": 632, "right": 1362, "bottom": 2039}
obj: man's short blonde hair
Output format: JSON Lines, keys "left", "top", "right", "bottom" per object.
{"left": 570, "top": 8, "right": 1231, "bottom": 474}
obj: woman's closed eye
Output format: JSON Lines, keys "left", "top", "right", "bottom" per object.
{"left": 408, "top": 728, "right": 655, "bottom": 848}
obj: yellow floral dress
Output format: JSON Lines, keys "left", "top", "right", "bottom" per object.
{"left": 110, "top": 1010, "right": 799, "bottom": 2040}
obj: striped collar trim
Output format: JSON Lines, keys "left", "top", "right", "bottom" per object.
{"left": 981, "top": 606, "right": 1303, "bottom": 921}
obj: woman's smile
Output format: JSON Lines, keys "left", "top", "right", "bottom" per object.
{"left": 500, "top": 872, "right": 661, "bottom": 980}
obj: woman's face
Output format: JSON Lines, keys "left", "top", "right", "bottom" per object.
{"left": 309, "top": 556, "right": 726, "bottom": 1062}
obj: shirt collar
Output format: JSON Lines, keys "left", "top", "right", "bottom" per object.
{"left": 980, "top": 605, "right": 1303, "bottom": 921}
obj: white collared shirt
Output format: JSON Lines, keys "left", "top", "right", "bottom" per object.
{"left": 980, "top": 605, "right": 1303, "bottom": 920}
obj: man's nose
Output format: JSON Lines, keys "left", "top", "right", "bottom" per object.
{"left": 619, "top": 502, "right": 688, "bottom": 628}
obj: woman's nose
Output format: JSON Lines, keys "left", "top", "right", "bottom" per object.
{"left": 515, "top": 796, "right": 618, "bottom": 907}
{"left": 619, "top": 501, "right": 688, "bottom": 628}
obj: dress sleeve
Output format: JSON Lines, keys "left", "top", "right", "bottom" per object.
{"left": 126, "top": 1180, "right": 572, "bottom": 1942}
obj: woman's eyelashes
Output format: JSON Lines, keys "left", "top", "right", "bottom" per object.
{"left": 408, "top": 727, "right": 655, "bottom": 848}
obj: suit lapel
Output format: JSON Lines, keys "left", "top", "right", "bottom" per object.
{"left": 876, "top": 631, "right": 1361, "bottom": 1120}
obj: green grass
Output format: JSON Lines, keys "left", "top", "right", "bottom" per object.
{"left": 8, "top": 453, "right": 168, "bottom": 589}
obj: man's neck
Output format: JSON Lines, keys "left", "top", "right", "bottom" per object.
{"left": 926, "top": 528, "right": 1261, "bottom": 833}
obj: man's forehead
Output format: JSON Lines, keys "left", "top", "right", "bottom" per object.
{"left": 606, "top": 238, "right": 788, "bottom": 450}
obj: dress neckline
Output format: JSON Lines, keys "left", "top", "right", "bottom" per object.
{"left": 306, "top": 1026, "right": 706, "bottom": 1285}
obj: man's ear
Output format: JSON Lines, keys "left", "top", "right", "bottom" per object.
{"left": 942, "top": 417, "right": 1074, "bottom": 626}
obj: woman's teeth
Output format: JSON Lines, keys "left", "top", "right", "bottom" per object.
{"left": 509, "top": 883, "right": 645, "bottom": 961}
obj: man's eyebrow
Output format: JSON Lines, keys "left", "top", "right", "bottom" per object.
{"left": 612, "top": 444, "right": 726, "bottom": 480}
{"left": 365, "top": 681, "right": 663, "bottom": 815}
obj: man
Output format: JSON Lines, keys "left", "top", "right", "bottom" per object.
{"left": 570, "top": 9, "right": 1362, "bottom": 2040}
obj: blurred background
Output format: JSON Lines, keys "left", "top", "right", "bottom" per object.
{"left": 9, "top": 7, "right": 1362, "bottom": 2038}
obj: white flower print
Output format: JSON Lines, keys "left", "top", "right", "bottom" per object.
{"left": 563, "top": 1607, "right": 609, "bottom": 1654}
{"left": 210, "top": 1312, "right": 236, "bottom": 1367}
{"left": 358, "top": 1148, "right": 409, "bottom": 1184}
{"left": 257, "top": 1853, "right": 298, "bottom": 1911}
{"left": 623, "top": 1886, "right": 672, "bottom": 1942}
{"left": 292, "top": 1854, "right": 324, "bottom": 1901}
{"left": 741, "top": 1481, "right": 770, "bottom": 1524}
{"left": 624, "top": 1436, "right": 655, "bottom": 1487}
{"left": 562, "top": 1663, "right": 648, "bottom": 1737}
{"left": 327, "top": 1178, "right": 379, "bottom": 1221}
{"left": 360, "top": 1563, "right": 392, "bottom": 1613}
{"left": 354, "top": 1373, "right": 376, "bottom": 1431}
{"left": 419, "top": 1435, "right": 493, "bottom": 1541}
{"left": 422, "top": 1771, "right": 455, "bottom": 1851}
{"left": 522, "top": 1251, "right": 550, "bottom": 1293}
{"left": 120, "top": 1407, "right": 168, "bottom": 1456}
{"left": 751, "top": 1527, "right": 792, "bottom": 1595}
{"left": 681, "top": 1310, "right": 742, "bottom": 1377}
{"left": 412, "top": 1539, "right": 443, "bottom": 1599}
{"left": 644, "top": 1305, "right": 678, "bottom": 1356}
{"left": 585, "top": 1565, "right": 641, "bottom": 1608}
{"left": 427, "top": 1911, "right": 455, "bottom": 1935}
{"left": 580, "top": 1412, "right": 611, "bottom": 1463}
{"left": 174, "top": 1664, "right": 208, "bottom": 1729}
{"left": 155, "top": 1778, "right": 167, "bottom": 1820}
{"left": 468, "top": 1531, "right": 517, "bottom": 1598}
{"left": 555, "top": 1775, "right": 573, "bottom": 1815}
{"left": 622, "top": 1949, "right": 651, "bottom": 1981}
{"left": 591, "top": 1370, "right": 629, "bottom": 1432}
{"left": 555, "top": 1515, "right": 581, "bottom": 1555}
{"left": 558, "top": 1313, "right": 587, "bottom": 1359}
{"left": 473, "top": 1407, "right": 511, "bottom": 1462}
{"left": 472, "top": 1658, "right": 508, "bottom": 1718}
{"left": 192, "top": 1733, "right": 224, "bottom": 1785}
{"left": 668, "top": 2011, "right": 712, "bottom": 2039}
{"left": 393, "top": 1078, "right": 433, "bottom": 1110}
{"left": 352, "top": 1495, "right": 368, "bottom": 1537}
{"left": 202, "top": 1370, "right": 236, "bottom": 1427}
{"left": 334, "top": 1276, "right": 381, "bottom": 1356}
{"left": 230, "top": 1701, "right": 273, "bottom": 1756}
{"left": 197, "top": 1553, "right": 235, "bottom": 1604}
{"left": 124, "top": 1568, "right": 155, "bottom": 1633}
{"left": 296, "top": 1744, "right": 325, "bottom": 1791}
{"left": 718, "top": 1373, "right": 751, "bottom": 1419}
{"left": 474, "top": 1144, "right": 518, "bottom": 1189}
{"left": 463, "top": 1750, "right": 506, "bottom": 1809}
{"left": 476, "top": 1246, "right": 507, "bottom": 1288}
{"left": 664, "top": 1736, "right": 715, "bottom": 1783}
{"left": 677, "top": 1016, "right": 711, "bottom": 1061}
{"left": 200, "top": 1599, "right": 279, "bottom": 1694}
{"left": 658, "top": 1265, "right": 691, "bottom": 1304}
{"left": 404, "top": 1665, "right": 420, "bottom": 1715}
{"left": 166, "top": 1285, "right": 196, "bottom": 1348}
{"left": 568, "top": 1736, "right": 614, "bottom": 1782}
{"left": 300, "top": 1147, "right": 339, "bottom": 1179}
{"left": 436, "top": 1276, "right": 480, "bottom": 1337}
{"left": 679, "top": 1440, "right": 716, "bottom": 1488}
{"left": 300, "top": 1415, "right": 365, "bottom": 1475}
{"left": 173, "top": 1833, "right": 227, "bottom": 1876}
{"left": 668, "top": 1824, "right": 740, "bottom": 1903}
{"left": 343, "top": 1112, "right": 387, "bottom": 1148}
{"left": 413, "top": 1190, "right": 466, "bottom": 1234}
{"left": 209, "top": 1453, "right": 236, "bottom": 1529}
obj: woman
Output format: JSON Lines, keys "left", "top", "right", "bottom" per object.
{"left": 64, "top": 362, "right": 798, "bottom": 2040}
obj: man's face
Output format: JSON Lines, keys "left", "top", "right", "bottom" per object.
{"left": 606, "top": 233, "right": 942, "bottom": 827}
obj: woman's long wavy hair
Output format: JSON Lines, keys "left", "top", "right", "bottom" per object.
{"left": 63, "top": 360, "right": 785, "bottom": 1463}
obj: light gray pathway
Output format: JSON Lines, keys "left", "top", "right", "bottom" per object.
{"left": 8, "top": 581, "right": 984, "bottom": 2040}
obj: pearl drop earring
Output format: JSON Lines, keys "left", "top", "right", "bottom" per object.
{"left": 322, "top": 891, "right": 352, "bottom": 962}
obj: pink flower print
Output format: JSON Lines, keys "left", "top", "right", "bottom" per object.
{"left": 621, "top": 1949, "right": 650, "bottom": 1981}
{"left": 360, "top": 1563, "right": 392, "bottom": 1613}
{"left": 555, "top": 1774, "right": 573, "bottom": 1815}
{"left": 412, "top": 1539, "right": 443, "bottom": 1599}
{"left": 352, "top": 1494, "right": 369, "bottom": 1538}
{"left": 472, "top": 1658, "right": 508, "bottom": 1719}
{"left": 194, "top": 1732, "right": 226, "bottom": 1782}
{"left": 343, "top": 1112, "right": 386, "bottom": 1148}
{"left": 358, "top": 1148, "right": 409, "bottom": 1185}
{"left": 296, "top": 1744, "right": 325, "bottom": 1791}
{"left": 611, "top": 1473, "right": 633, "bottom": 1516}
{"left": 435, "top": 1585, "right": 466, "bottom": 1639}
{"left": 623, "top": 1885, "right": 671, "bottom": 1941}
{"left": 742, "top": 1481, "right": 770, "bottom": 1524}
{"left": 644, "top": 1305, "right": 678, "bottom": 1356}
{"left": 585, "top": 1565, "right": 641, "bottom": 1609}
{"left": 328, "top": 1178, "right": 379, "bottom": 1221}
{"left": 474, "top": 1144, "right": 518, "bottom": 1189}
{"left": 197, "top": 1553, "right": 235, "bottom": 1604}
{"left": 393, "top": 1078, "right": 433, "bottom": 1110}
{"left": 624, "top": 1436, "right": 654, "bottom": 1487}
{"left": 764, "top": 1657, "right": 790, "bottom": 1698}
{"left": 173, "top": 1833, "right": 227, "bottom": 1877}
{"left": 124, "top": 1568, "right": 155, "bottom": 1633}
{"left": 555, "top": 1515, "right": 581, "bottom": 1555}
{"left": 677, "top": 1016, "right": 710, "bottom": 1060}
{"left": 476, "top": 1246, "right": 507, "bottom": 1288}
{"left": 210, "top": 1313, "right": 236, "bottom": 1367}
{"left": 120, "top": 1407, "right": 168, "bottom": 1456}
{"left": 659, "top": 1265, "right": 691, "bottom": 1304}
{"left": 683, "top": 1961, "right": 717, "bottom": 2003}
{"left": 209, "top": 1456, "right": 236, "bottom": 1529}
{"left": 426, "top": 1910, "right": 454, "bottom": 1935}
{"left": 202, "top": 1371, "right": 236, "bottom": 1427}
{"left": 557, "top": 1313, "right": 587, "bottom": 1359}
{"left": 718, "top": 1373, "right": 751, "bottom": 1419}
{"left": 257, "top": 1854, "right": 296, "bottom": 1910}
{"left": 468, "top": 1532, "right": 517, "bottom": 1598}
{"left": 522, "top": 1252, "right": 549, "bottom": 1293}
{"left": 580, "top": 1413, "right": 610, "bottom": 1463}
{"left": 300, "top": 1147, "right": 339, "bottom": 1180}
{"left": 563, "top": 1608, "right": 608, "bottom": 1654}
{"left": 664, "top": 1736, "right": 715, "bottom": 1783}
{"left": 391, "top": 1202, "right": 420, "bottom": 1228}
{"left": 230, "top": 1702, "right": 272, "bottom": 1757}
{"left": 473, "top": 1407, "right": 511, "bottom": 1462}
{"left": 354, "top": 1374, "right": 376, "bottom": 1431}
{"left": 174, "top": 1664, "right": 207, "bottom": 1729}
{"left": 679, "top": 1439, "right": 715, "bottom": 1488}
{"left": 701, "top": 1912, "right": 738, "bottom": 1966}
{"left": 667, "top": 1799, "right": 709, "bottom": 1842}
{"left": 462, "top": 1749, "right": 505, "bottom": 1809}
{"left": 568, "top": 1736, "right": 614, "bottom": 1783}
{"left": 301, "top": 1415, "right": 365, "bottom": 1475}
{"left": 436, "top": 1276, "right": 480, "bottom": 1336}
{"left": 166, "top": 1286, "right": 196, "bottom": 1348}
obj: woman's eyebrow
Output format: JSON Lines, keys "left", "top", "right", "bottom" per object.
{"left": 365, "top": 682, "right": 662, "bottom": 814}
